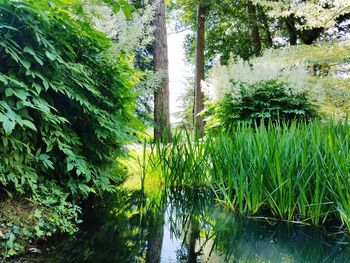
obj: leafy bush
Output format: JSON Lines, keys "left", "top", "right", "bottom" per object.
{"left": 0, "top": 0, "right": 138, "bottom": 197}
{"left": 207, "top": 80, "right": 318, "bottom": 129}
{"left": 0, "top": 0, "right": 138, "bottom": 256}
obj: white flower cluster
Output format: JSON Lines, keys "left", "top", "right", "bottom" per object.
{"left": 206, "top": 40, "right": 350, "bottom": 110}
{"left": 205, "top": 48, "right": 311, "bottom": 102}
{"left": 325, "top": 20, "right": 350, "bottom": 41}
{"left": 84, "top": 2, "right": 155, "bottom": 53}
{"left": 134, "top": 71, "right": 166, "bottom": 94}
{"left": 254, "top": 0, "right": 350, "bottom": 29}
{"left": 333, "top": 64, "right": 350, "bottom": 80}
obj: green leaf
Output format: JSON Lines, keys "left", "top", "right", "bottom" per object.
{"left": 32, "top": 83, "right": 42, "bottom": 94}
{"left": 45, "top": 51, "right": 56, "bottom": 61}
{"left": 34, "top": 225, "right": 44, "bottom": 237}
{"left": 2, "top": 119, "right": 15, "bottom": 135}
{"left": 119, "top": 0, "right": 136, "bottom": 20}
{"left": 22, "top": 119, "right": 37, "bottom": 131}
{"left": 14, "top": 89, "right": 28, "bottom": 101}
{"left": 2, "top": 136, "right": 8, "bottom": 147}
{"left": 23, "top": 46, "right": 36, "bottom": 56}
{"left": 5, "top": 88, "right": 14, "bottom": 97}
{"left": 0, "top": 74, "right": 8, "bottom": 84}
{"left": 7, "top": 248, "right": 17, "bottom": 256}
{"left": 43, "top": 79, "right": 49, "bottom": 90}
{"left": 6, "top": 76, "right": 27, "bottom": 88}
{"left": 0, "top": 113, "right": 7, "bottom": 122}
{"left": 24, "top": 46, "right": 43, "bottom": 65}
{"left": 21, "top": 59, "right": 31, "bottom": 69}
{"left": 0, "top": 25, "right": 18, "bottom": 31}
{"left": 67, "top": 163, "right": 74, "bottom": 172}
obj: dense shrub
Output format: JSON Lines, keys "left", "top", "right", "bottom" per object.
{"left": 0, "top": 0, "right": 138, "bottom": 196}
{"left": 207, "top": 80, "right": 318, "bottom": 130}
{"left": 0, "top": 0, "right": 138, "bottom": 256}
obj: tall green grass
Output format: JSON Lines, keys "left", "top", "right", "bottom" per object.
{"left": 145, "top": 120, "right": 350, "bottom": 231}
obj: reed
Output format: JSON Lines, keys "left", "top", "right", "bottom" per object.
{"left": 144, "top": 120, "right": 350, "bottom": 230}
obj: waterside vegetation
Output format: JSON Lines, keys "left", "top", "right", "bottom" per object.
{"left": 0, "top": 0, "right": 139, "bottom": 257}
{"left": 1, "top": 0, "right": 350, "bottom": 260}
{"left": 144, "top": 120, "right": 350, "bottom": 232}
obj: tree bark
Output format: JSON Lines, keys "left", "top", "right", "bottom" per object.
{"left": 259, "top": 7, "right": 273, "bottom": 48}
{"left": 194, "top": 3, "right": 206, "bottom": 137}
{"left": 285, "top": 16, "right": 298, "bottom": 45}
{"left": 247, "top": 1, "right": 261, "bottom": 56}
{"left": 153, "top": 0, "right": 172, "bottom": 142}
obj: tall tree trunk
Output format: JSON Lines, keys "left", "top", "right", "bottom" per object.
{"left": 153, "top": 0, "right": 172, "bottom": 142}
{"left": 247, "top": 1, "right": 261, "bottom": 56}
{"left": 286, "top": 16, "right": 298, "bottom": 45}
{"left": 194, "top": 3, "right": 206, "bottom": 137}
{"left": 259, "top": 7, "right": 273, "bottom": 48}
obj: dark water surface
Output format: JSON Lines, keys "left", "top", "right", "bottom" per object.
{"left": 22, "top": 188, "right": 350, "bottom": 263}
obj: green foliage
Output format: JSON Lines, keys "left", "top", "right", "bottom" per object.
{"left": 146, "top": 120, "right": 350, "bottom": 231}
{"left": 172, "top": 0, "right": 275, "bottom": 64}
{"left": 207, "top": 80, "right": 318, "bottom": 129}
{"left": 0, "top": 197, "right": 81, "bottom": 257}
{"left": 103, "top": 0, "right": 136, "bottom": 19}
{"left": 0, "top": 0, "right": 139, "bottom": 257}
{"left": 0, "top": 0, "right": 137, "bottom": 197}
{"left": 206, "top": 41, "right": 350, "bottom": 119}
{"left": 205, "top": 1, "right": 272, "bottom": 63}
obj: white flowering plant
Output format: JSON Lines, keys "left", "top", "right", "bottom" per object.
{"left": 84, "top": 1, "right": 155, "bottom": 53}
{"left": 254, "top": 0, "right": 350, "bottom": 29}
{"left": 205, "top": 40, "right": 350, "bottom": 118}
{"left": 205, "top": 49, "right": 312, "bottom": 103}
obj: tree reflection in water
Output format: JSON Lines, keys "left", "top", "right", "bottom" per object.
{"left": 26, "top": 187, "right": 350, "bottom": 263}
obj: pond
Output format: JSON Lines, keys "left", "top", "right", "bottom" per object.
{"left": 20, "top": 188, "right": 350, "bottom": 263}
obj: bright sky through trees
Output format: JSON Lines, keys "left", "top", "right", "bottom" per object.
{"left": 168, "top": 30, "right": 193, "bottom": 124}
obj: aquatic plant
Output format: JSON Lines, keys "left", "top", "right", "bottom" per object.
{"left": 145, "top": 120, "right": 350, "bottom": 231}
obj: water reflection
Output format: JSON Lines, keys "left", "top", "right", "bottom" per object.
{"left": 25, "top": 188, "right": 350, "bottom": 263}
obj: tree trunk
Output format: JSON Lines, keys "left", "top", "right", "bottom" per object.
{"left": 153, "top": 0, "right": 172, "bottom": 142}
{"left": 285, "top": 15, "right": 322, "bottom": 45}
{"left": 298, "top": 27, "right": 323, "bottom": 45}
{"left": 194, "top": 3, "right": 206, "bottom": 137}
{"left": 259, "top": 7, "right": 273, "bottom": 48}
{"left": 286, "top": 16, "right": 298, "bottom": 45}
{"left": 247, "top": 1, "right": 261, "bottom": 56}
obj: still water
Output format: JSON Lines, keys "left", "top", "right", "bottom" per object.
{"left": 23, "top": 188, "right": 350, "bottom": 263}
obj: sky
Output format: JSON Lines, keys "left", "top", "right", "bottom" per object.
{"left": 167, "top": 30, "right": 193, "bottom": 124}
